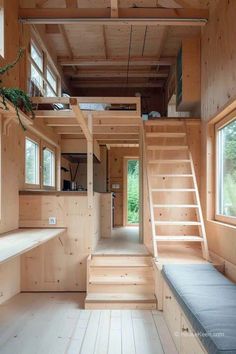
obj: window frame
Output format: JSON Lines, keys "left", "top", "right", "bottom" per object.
{"left": 42, "top": 142, "right": 56, "bottom": 190}
{"left": 215, "top": 114, "right": 236, "bottom": 226}
{"left": 24, "top": 134, "right": 40, "bottom": 190}
{"left": 0, "top": 0, "right": 4, "bottom": 59}
{"left": 24, "top": 134, "right": 56, "bottom": 191}
{"left": 29, "top": 37, "right": 60, "bottom": 97}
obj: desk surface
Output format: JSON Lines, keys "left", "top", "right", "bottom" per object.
{"left": 0, "top": 228, "right": 66, "bottom": 264}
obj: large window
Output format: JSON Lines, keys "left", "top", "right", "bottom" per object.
{"left": 29, "top": 40, "right": 59, "bottom": 97}
{"left": 25, "top": 136, "right": 56, "bottom": 189}
{"left": 216, "top": 118, "right": 236, "bottom": 224}
{"left": 0, "top": 0, "right": 4, "bottom": 58}
{"left": 25, "top": 138, "right": 39, "bottom": 186}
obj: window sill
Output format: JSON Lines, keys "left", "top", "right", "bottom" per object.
{"left": 207, "top": 219, "right": 236, "bottom": 230}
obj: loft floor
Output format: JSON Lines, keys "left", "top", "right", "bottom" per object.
{"left": 95, "top": 226, "right": 149, "bottom": 255}
{"left": 0, "top": 292, "right": 177, "bottom": 354}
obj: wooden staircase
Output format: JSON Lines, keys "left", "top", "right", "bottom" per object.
{"left": 85, "top": 255, "right": 156, "bottom": 309}
{"left": 144, "top": 120, "right": 209, "bottom": 260}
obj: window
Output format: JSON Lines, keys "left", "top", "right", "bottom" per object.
{"left": 46, "top": 66, "right": 57, "bottom": 97}
{"left": 29, "top": 39, "right": 59, "bottom": 97}
{"left": 216, "top": 118, "right": 236, "bottom": 224}
{"left": 25, "top": 138, "right": 39, "bottom": 186}
{"left": 25, "top": 136, "right": 56, "bottom": 190}
{"left": 0, "top": 0, "right": 4, "bottom": 58}
{"left": 43, "top": 147, "right": 55, "bottom": 187}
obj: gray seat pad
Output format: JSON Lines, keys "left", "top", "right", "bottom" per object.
{"left": 162, "top": 264, "right": 236, "bottom": 354}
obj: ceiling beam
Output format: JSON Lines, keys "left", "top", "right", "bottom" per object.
{"left": 43, "top": 118, "right": 140, "bottom": 127}
{"left": 69, "top": 98, "right": 92, "bottom": 141}
{"left": 19, "top": 8, "right": 208, "bottom": 26}
{"left": 71, "top": 82, "right": 164, "bottom": 88}
{"left": 111, "top": 0, "right": 119, "bottom": 18}
{"left": 33, "top": 110, "right": 140, "bottom": 119}
{"left": 66, "top": 70, "right": 169, "bottom": 78}
{"left": 59, "top": 57, "right": 174, "bottom": 67}
{"left": 54, "top": 126, "right": 139, "bottom": 134}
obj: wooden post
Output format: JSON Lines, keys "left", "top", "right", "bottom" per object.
{"left": 87, "top": 113, "right": 93, "bottom": 209}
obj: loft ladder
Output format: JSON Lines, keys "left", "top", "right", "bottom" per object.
{"left": 143, "top": 120, "right": 209, "bottom": 260}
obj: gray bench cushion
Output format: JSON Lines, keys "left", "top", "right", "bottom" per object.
{"left": 162, "top": 264, "right": 236, "bottom": 354}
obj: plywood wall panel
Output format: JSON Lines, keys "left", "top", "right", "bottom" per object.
{"left": 201, "top": 0, "right": 236, "bottom": 267}
{"left": 20, "top": 194, "right": 101, "bottom": 291}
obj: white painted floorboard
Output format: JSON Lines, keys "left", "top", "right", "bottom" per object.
{"left": 0, "top": 293, "right": 178, "bottom": 354}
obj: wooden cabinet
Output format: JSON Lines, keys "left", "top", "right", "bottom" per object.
{"left": 176, "top": 36, "right": 201, "bottom": 112}
{"left": 162, "top": 279, "right": 207, "bottom": 354}
{"left": 181, "top": 314, "right": 206, "bottom": 354}
{"left": 163, "top": 282, "right": 181, "bottom": 351}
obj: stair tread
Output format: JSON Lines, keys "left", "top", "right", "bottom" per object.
{"left": 150, "top": 174, "right": 193, "bottom": 177}
{"left": 152, "top": 188, "right": 196, "bottom": 192}
{"left": 153, "top": 204, "right": 199, "bottom": 208}
{"left": 146, "top": 132, "right": 186, "bottom": 137}
{"left": 154, "top": 221, "right": 201, "bottom": 225}
{"left": 155, "top": 236, "right": 203, "bottom": 242}
{"left": 86, "top": 293, "right": 156, "bottom": 303}
{"left": 147, "top": 145, "right": 188, "bottom": 150}
{"left": 89, "top": 276, "right": 151, "bottom": 285}
{"left": 148, "top": 159, "right": 190, "bottom": 164}
{"left": 91, "top": 256, "right": 152, "bottom": 267}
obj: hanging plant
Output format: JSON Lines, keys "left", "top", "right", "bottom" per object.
{"left": 0, "top": 48, "right": 34, "bottom": 130}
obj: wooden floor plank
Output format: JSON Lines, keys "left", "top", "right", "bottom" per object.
{"left": 94, "top": 310, "right": 111, "bottom": 354}
{"left": 121, "top": 310, "right": 136, "bottom": 354}
{"left": 153, "top": 313, "right": 178, "bottom": 354}
{"left": 132, "top": 310, "right": 164, "bottom": 354}
{"left": 80, "top": 310, "right": 101, "bottom": 354}
{"left": 108, "top": 310, "right": 122, "bottom": 354}
{"left": 0, "top": 293, "right": 175, "bottom": 354}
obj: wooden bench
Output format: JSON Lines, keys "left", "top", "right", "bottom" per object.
{"left": 0, "top": 228, "right": 66, "bottom": 264}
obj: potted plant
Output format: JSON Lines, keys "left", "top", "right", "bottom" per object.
{"left": 0, "top": 48, "right": 34, "bottom": 130}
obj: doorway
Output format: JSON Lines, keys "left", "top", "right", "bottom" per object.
{"left": 124, "top": 158, "right": 139, "bottom": 226}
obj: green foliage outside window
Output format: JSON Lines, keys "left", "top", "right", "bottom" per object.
{"left": 127, "top": 160, "right": 139, "bottom": 224}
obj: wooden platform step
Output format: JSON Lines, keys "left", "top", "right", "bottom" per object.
{"left": 146, "top": 132, "right": 186, "bottom": 138}
{"left": 153, "top": 204, "right": 199, "bottom": 208}
{"left": 90, "top": 256, "right": 152, "bottom": 268}
{"left": 89, "top": 276, "right": 151, "bottom": 285}
{"left": 150, "top": 174, "right": 193, "bottom": 177}
{"left": 147, "top": 145, "right": 188, "bottom": 150}
{"left": 152, "top": 188, "right": 196, "bottom": 192}
{"left": 154, "top": 221, "right": 201, "bottom": 226}
{"left": 155, "top": 236, "right": 203, "bottom": 242}
{"left": 148, "top": 159, "right": 190, "bottom": 164}
{"left": 85, "top": 293, "right": 157, "bottom": 309}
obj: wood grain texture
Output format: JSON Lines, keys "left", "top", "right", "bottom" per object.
{"left": 19, "top": 193, "right": 101, "bottom": 291}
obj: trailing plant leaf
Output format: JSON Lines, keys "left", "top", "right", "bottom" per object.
{"left": 0, "top": 48, "right": 34, "bottom": 130}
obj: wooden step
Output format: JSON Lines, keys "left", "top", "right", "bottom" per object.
{"left": 148, "top": 159, "right": 190, "bottom": 164}
{"left": 154, "top": 221, "right": 201, "bottom": 226}
{"left": 146, "top": 132, "right": 186, "bottom": 138}
{"left": 147, "top": 145, "right": 188, "bottom": 150}
{"left": 85, "top": 293, "right": 157, "bottom": 309}
{"left": 155, "top": 236, "right": 203, "bottom": 242}
{"left": 90, "top": 256, "right": 152, "bottom": 268}
{"left": 150, "top": 174, "right": 193, "bottom": 177}
{"left": 89, "top": 276, "right": 151, "bottom": 285}
{"left": 153, "top": 204, "right": 199, "bottom": 208}
{"left": 152, "top": 188, "right": 196, "bottom": 192}
{"left": 85, "top": 293, "right": 156, "bottom": 303}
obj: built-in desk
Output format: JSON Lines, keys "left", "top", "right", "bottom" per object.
{"left": 0, "top": 228, "right": 66, "bottom": 264}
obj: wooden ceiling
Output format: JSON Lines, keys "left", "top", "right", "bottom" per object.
{"left": 20, "top": 0, "right": 209, "bottom": 92}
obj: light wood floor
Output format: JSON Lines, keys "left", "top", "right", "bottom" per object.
{"left": 0, "top": 293, "right": 177, "bottom": 354}
{"left": 95, "top": 227, "right": 149, "bottom": 255}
